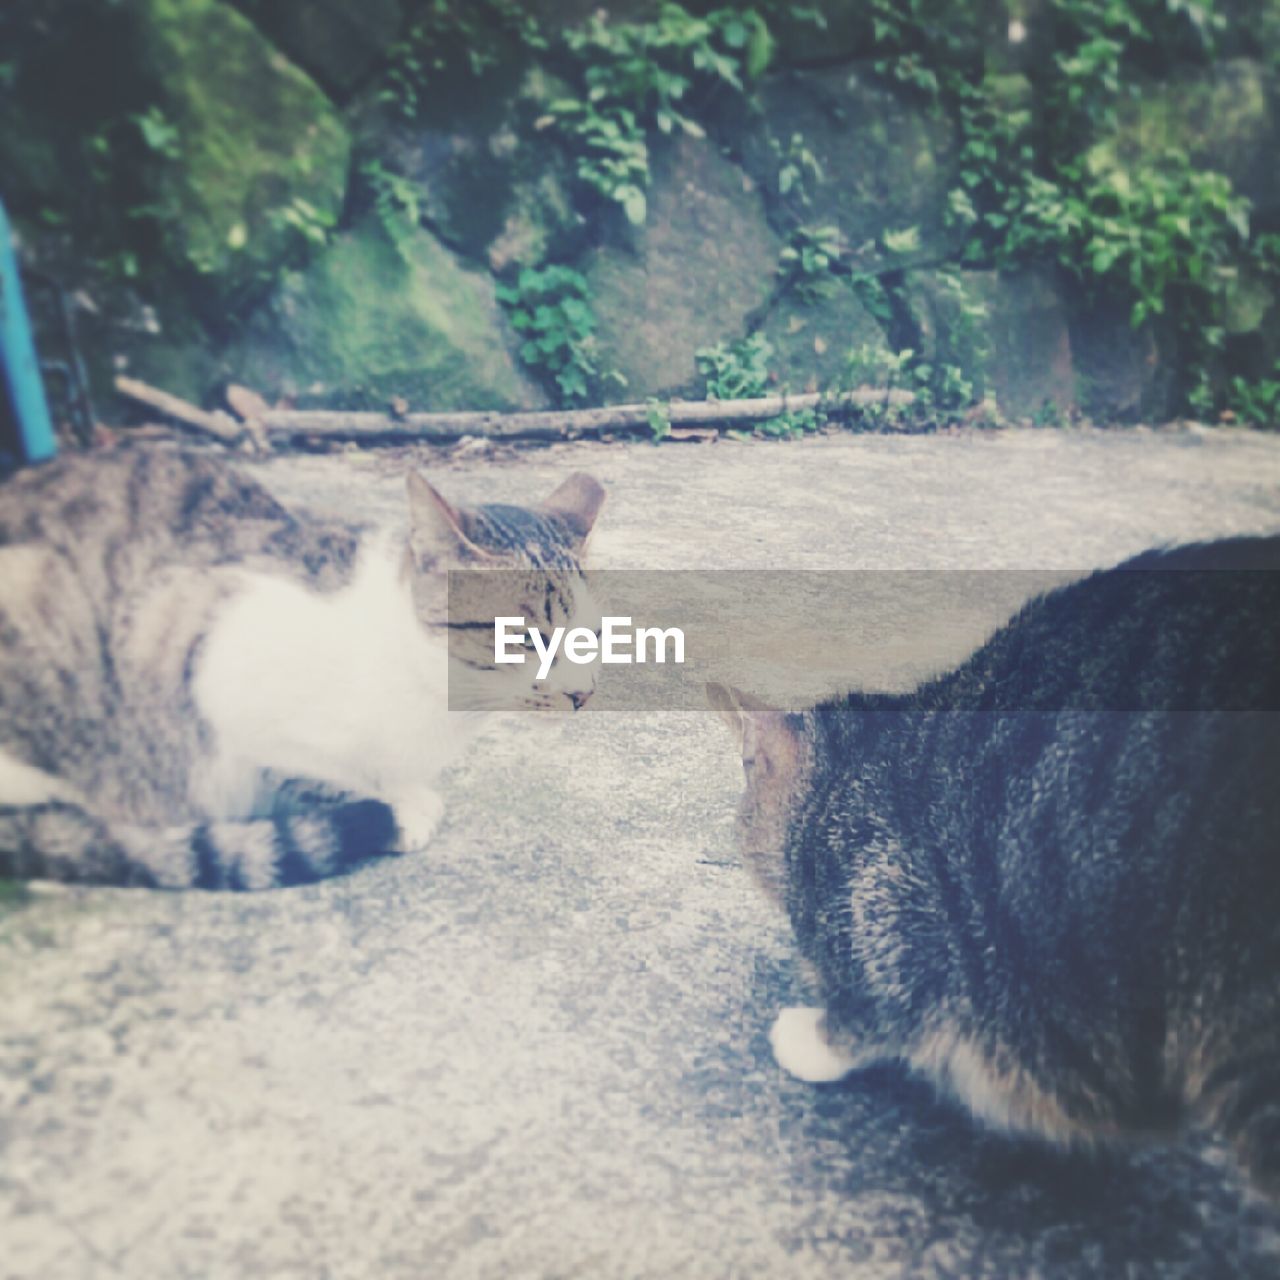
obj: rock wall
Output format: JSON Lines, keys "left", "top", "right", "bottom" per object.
{"left": 4, "top": 1, "right": 1277, "bottom": 425}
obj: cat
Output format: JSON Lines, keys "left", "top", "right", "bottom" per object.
{"left": 0, "top": 443, "right": 604, "bottom": 890}
{"left": 709, "top": 535, "right": 1280, "bottom": 1199}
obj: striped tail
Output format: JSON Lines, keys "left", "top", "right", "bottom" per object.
{"left": 0, "top": 784, "right": 398, "bottom": 890}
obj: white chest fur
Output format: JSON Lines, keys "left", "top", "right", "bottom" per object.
{"left": 192, "top": 535, "right": 465, "bottom": 845}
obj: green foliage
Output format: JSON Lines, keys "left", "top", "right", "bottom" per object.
{"left": 881, "top": 225, "right": 922, "bottom": 256}
{"left": 837, "top": 0, "right": 1269, "bottom": 420}
{"left": 849, "top": 272, "right": 895, "bottom": 328}
{"left": 1009, "top": 147, "right": 1248, "bottom": 328}
{"left": 914, "top": 360, "right": 977, "bottom": 414}
{"left": 496, "top": 265, "right": 621, "bottom": 406}
{"left": 777, "top": 224, "right": 843, "bottom": 301}
{"left": 849, "top": 0, "right": 985, "bottom": 100}
{"left": 547, "top": 5, "right": 774, "bottom": 223}
{"left": 267, "top": 196, "right": 337, "bottom": 254}
{"left": 360, "top": 158, "right": 423, "bottom": 253}
{"left": 1033, "top": 398, "right": 1067, "bottom": 427}
{"left": 0, "top": 878, "right": 29, "bottom": 912}
{"left": 754, "top": 406, "right": 820, "bottom": 438}
{"left": 697, "top": 332, "right": 773, "bottom": 399}
{"left": 378, "top": 0, "right": 546, "bottom": 119}
{"left": 696, "top": 333, "right": 818, "bottom": 437}
{"left": 645, "top": 398, "right": 672, "bottom": 441}
{"left": 133, "top": 106, "right": 181, "bottom": 161}
{"left": 564, "top": 4, "right": 772, "bottom": 127}
{"left": 1224, "top": 363, "right": 1280, "bottom": 429}
{"left": 774, "top": 132, "right": 824, "bottom": 204}
{"left": 541, "top": 100, "right": 650, "bottom": 225}
{"left": 843, "top": 341, "right": 984, "bottom": 427}
{"left": 844, "top": 343, "right": 912, "bottom": 413}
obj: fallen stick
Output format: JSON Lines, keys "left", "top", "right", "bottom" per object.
{"left": 260, "top": 388, "right": 915, "bottom": 444}
{"left": 115, "top": 376, "right": 242, "bottom": 443}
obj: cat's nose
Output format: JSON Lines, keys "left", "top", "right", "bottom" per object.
{"left": 567, "top": 690, "right": 593, "bottom": 711}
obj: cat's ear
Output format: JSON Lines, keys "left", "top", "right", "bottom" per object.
{"left": 707, "top": 682, "right": 748, "bottom": 748}
{"left": 542, "top": 473, "right": 605, "bottom": 550}
{"left": 706, "top": 683, "right": 793, "bottom": 765}
{"left": 406, "top": 472, "right": 491, "bottom": 566}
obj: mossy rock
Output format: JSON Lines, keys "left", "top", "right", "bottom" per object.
{"left": 102, "top": 312, "right": 233, "bottom": 414}
{"left": 898, "top": 268, "right": 1083, "bottom": 420}
{"left": 759, "top": 283, "right": 890, "bottom": 394}
{"left": 130, "top": 0, "right": 352, "bottom": 307}
{"left": 1117, "top": 59, "right": 1280, "bottom": 219}
{"left": 584, "top": 135, "right": 781, "bottom": 400}
{"left": 769, "top": 5, "right": 867, "bottom": 65}
{"left": 0, "top": 2, "right": 155, "bottom": 230}
{"left": 358, "top": 65, "right": 583, "bottom": 270}
{"left": 1224, "top": 275, "right": 1276, "bottom": 336}
{"left": 0, "top": 99, "right": 66, "bottom": 216}
{"left": 736, "top": 64, "right": 959, "bottom": 266}
{"left": 980, "top": 268, "right": 1078, "bottom": 421}
{"left": 1221, "top": 0, "right": 1280, "bottom": 67}
{"left": 1067, "top": 297, "right": 1167, "bottom": 423}
{"left": 900, "top": 269, "right": 996, "bottom": 405}
{"left": 1221, "top": 279, "right": 1280, "bottom": 396}
{"left": 233, "top": 215, "right": 543, "bottom": 410}
{"left": 228, "top": 0, "right": 404, "bottom": 100}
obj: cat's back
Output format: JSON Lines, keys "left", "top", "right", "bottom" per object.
{"left": 916, "top": 533, "right": 1280, "bottom": 715}
{"left": 0, "top": 443, "right": 360, "bottom": 591}
{"left": 0, "top": 445, "right": 362, "bottom": 766}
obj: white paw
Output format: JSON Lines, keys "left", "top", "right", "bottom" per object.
{"left": 393, "top": 790, "right": 445, "bottom": 851}
{"left": 769, "top": 1006, "right": 860, "bottom": 1083}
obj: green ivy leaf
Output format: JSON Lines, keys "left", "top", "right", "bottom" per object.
{"left": 620, "top": 187, "right": 647, "bottom": 225}
{"left": 882, "top": 226, "right": 921, "bottom": 255}
{"left": 646, "top": 399, "right": 671, "bottom": 441}
{"left": 745, "top": 15, "right": 775, "bottom": 78}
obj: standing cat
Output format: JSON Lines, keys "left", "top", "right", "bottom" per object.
{"left": 710, "top": 536, "right": 1280, "bottom": 1198}
{"left": 0, "top": 445, "right": 604, "bottom": 889}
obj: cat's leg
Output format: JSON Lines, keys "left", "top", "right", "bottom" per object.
{"left": 387, "top": 786, "right": 446, "bottom": 852}
{"left": 770, "top": 1006, "right": 863, "bottom": 1083}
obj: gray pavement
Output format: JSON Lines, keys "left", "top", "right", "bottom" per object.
{"left": 3, "top": 426, "right": 1280, "bottom": 1278}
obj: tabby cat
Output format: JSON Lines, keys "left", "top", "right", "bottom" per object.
{"left": 0, "top": 445, "right": 604, "bottom": 889}
{"left": 710, "top": 536, "right": 1280, "bottom": 1198}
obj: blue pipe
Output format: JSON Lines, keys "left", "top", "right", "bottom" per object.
{"left": 0, "top": 198, "right": 57, "bottom": 464}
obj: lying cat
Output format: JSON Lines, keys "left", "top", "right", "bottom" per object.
{"left": 0, "top": 444, "right": 604, "bottom": 890}
{"left": 710, "top": 536, "right": 1280, "bottom": 1199}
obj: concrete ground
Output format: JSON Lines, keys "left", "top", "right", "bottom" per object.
{"left": 3, "top": 426, "right": 1280, "bottom": 1279}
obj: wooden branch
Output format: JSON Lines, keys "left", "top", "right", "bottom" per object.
{"left": 115, "top": 376, "right": 242, "bottom": 443}
{"left": 260, "top": 388, "right": 915, "bottom": 444}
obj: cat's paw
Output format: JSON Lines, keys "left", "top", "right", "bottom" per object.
{"left": 392, "top": 790, "right": 445, "bottom": 852}
{"left": 769, "top": 1006, "right": 859, "bottom": 1083}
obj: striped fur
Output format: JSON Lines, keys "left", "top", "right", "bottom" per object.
{"left": 712, "top": 536, "right": 1280, "bottom": 1199}
{"left": 0, "top": 785, "right": 397, "bottom": 890}
{"left": 0, "top": 445, "right": 604, "bottom": 890}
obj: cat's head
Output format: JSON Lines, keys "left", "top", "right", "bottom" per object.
{"left": 405, "top": 471, "right": 606, "bottom": 713}
{"left": 707, "top": 683, "right": 813, "bottom": 905}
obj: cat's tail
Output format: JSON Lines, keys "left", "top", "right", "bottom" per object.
{"left": 0, "top": 784, "right": 398, "bottom": 891}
